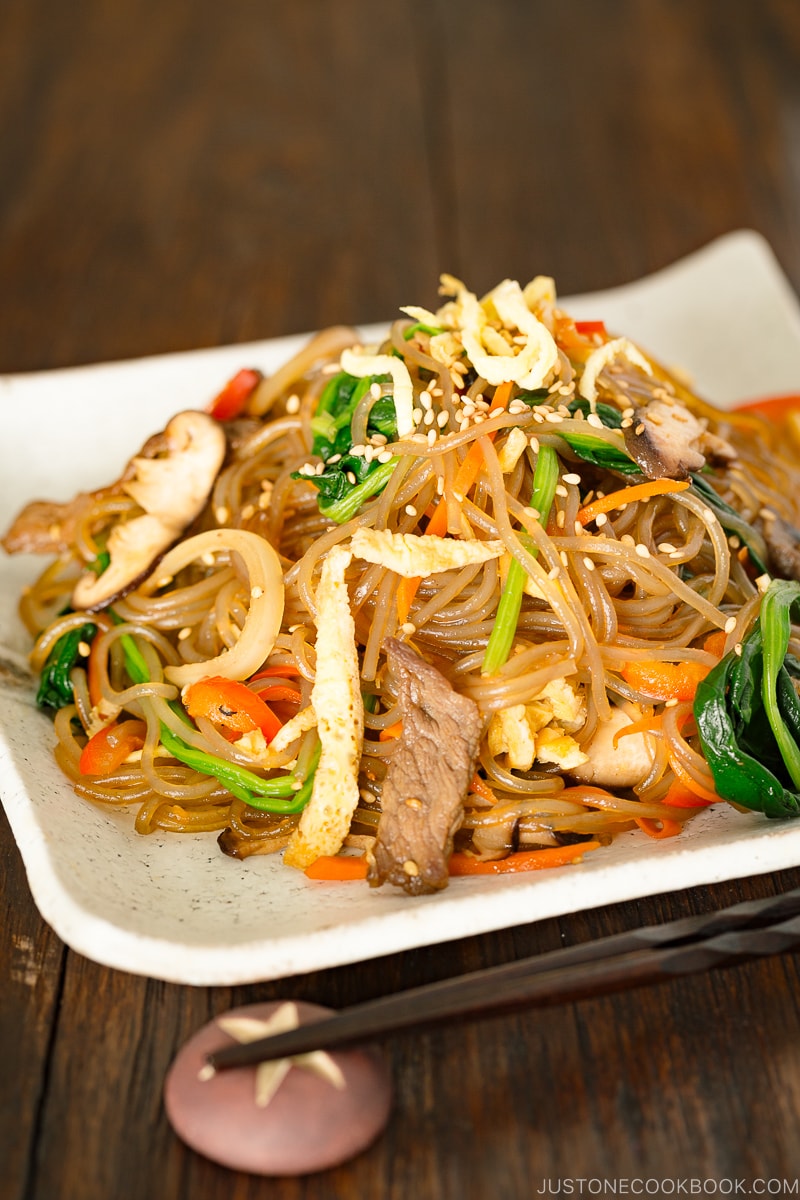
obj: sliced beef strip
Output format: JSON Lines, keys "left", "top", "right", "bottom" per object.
{"left": 368, "top": 637, "right": 483, "bottom": 895}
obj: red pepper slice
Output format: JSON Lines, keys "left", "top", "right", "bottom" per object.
{"left": 574, "top": 319, "right": 607, "bottom": 338}
{"left": 206, "top": 368, "right": 263, "bottom": 421}
{"left": 184, "top": 675, "right": 282, "bottom": 742}
{"left": 79, "top": 720, "right": 147, "bottom": 776}
{"left": 734, "top": 393, "right": 800, "bottom": 422}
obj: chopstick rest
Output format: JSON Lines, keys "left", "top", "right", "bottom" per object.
{"left": 164, "top": 1001, "right": 392, "bottom": 1176}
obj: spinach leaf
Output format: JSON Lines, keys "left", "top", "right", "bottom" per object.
{"left": 557, "top": 430, "right": 641, "bottom": 475}
{"left": 694, "top": 579, "right": 800, "bottom": 818}
{"left": 37, "top": 622, "right": 97, "bottom": 710}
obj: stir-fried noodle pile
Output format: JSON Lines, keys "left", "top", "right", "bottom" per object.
{"left": 6, "top": 274, "right": 800, "bottom": 893}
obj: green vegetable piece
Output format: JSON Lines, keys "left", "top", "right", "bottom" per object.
{"left": 36, "top": 622, "right": 97, "bottom": 710}
{"left": 557, "top": 430, "right": 641, "bottom": 475}
{"left": 694, "top": 579, "right": 800, "bottom": 818}
{"left": 318, "top": 459, "right": 398, "bottom": 524}
{"left": 482, "top": 444, "right": 559, "bottom": 674}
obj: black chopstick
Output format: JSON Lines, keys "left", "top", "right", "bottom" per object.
{"left": 206, "top": 885, "right": 800, "bottom": 1071}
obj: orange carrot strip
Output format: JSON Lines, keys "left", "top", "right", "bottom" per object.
{"left": 612, "top": 714, "right": 662, "bottom": 749}
{"left": 620, "top": 659, "right": 711, "bottom": 703}
{"left": 396, "top": 381, "right": 514, "bottom": 624}
{"left": 304, "top": 855, "right": 369, "bottom": 881}
{"left": 702, "top": 630, "right": 728, "bottom": 659}
{"left": 635, "top": 817, "right": 684, "bottom": 840}
{"left": 669, "top": 756, "right": 720, "bottom": 805}
{"left": 468, "top": 774, "right": 499, "bottom": 804}
{"left": 577, "top": 478, "right": 690, "bottom": 526}
{"left": 448, "top": 840, "right": 601, "bottom": 875}
{"left": 378, "top": 721, "right": 404, "bottom": 742}
{"left": 662, "top": 779, "right": 714, "bottom": 809}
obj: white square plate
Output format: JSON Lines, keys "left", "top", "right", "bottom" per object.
{"left": 2, "top": 230, "right": 800, "bottom": 985}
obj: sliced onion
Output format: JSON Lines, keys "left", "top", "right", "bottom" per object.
{"left": 140, "top": 529, "right": 285, "bottom": 687}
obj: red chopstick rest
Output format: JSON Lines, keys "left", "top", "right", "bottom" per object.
{"left": 164, "top": 1001, "right": 392, "bottom": 1176}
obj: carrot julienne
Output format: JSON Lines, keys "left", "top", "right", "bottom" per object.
{"left": 634, "top": 817, "right": 683, "bottom": 840}
{"left": 621, "top": 660, "right": 711, "bottom": 703}
{"left": 448, "top": 840, "right": 602, "bottom": 875}
{"left": 577, "top": 478, "right": 690, "bottom": 526}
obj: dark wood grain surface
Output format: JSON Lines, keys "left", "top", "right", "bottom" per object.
{"left": 2, "top": 2, "right": 800, "bottom": 1197}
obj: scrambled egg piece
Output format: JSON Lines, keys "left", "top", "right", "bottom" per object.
{"left": 340, "top": 347, "right": 414, "bottom": 438}
{"left": 350, "top": 527, "right": 505, "bottom": 577}
{"left": 579, "top": 337, "right": 653, "bottom": 407}
{"left": 284, "top": 547, "right": 364, "bottom": 869}
{"left": 487, "top": 679, "right": 587, "bottom": 772}
{"left": 496, "top": 426, "right": 529, "bottom": 474}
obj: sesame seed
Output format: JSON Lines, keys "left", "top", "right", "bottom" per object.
{"left": 322, "top": 362, "right": 341, "bottom": 374}
{"left": 371, "top": 433, "right": 388, "bottom": 445}
{"left": 351, "top": 444, "right": 366, "bottom": 457}
{"left": 178, "top": 626, "right": 192, "bottom": 640}
{"left": 563, "top": 473, "right": 581, "bottom": 486}
{"left": 423, "top": 409, "right": 435, "bottom": 426}
{"left": 702, "top": 508, "right": 715, "bottom": 523}
{"left": 582, "top": 556, "right": 595, "bottom": 572}
{"left": 346, "top": 471, "right": 357, "bottom": 485}
{"left": 77, "top": 641, "right": 91, "bottom": 658}
{"left": 405, "top": 797, "right": 423, "bottom": 809}
{"left": 436, "top": 476, "right": 445, "bottom": 494}
{"left": 548, "top": 566, "right": 561, "bottom": 580}
{"left": 370, "top": 382, "right": 382, "bottom": 399}
{"left": 556, "top": 509, "right": 566, "bottom": 528}
{"left": 285, "top": 394, "right": 300, "bottom": 414}
{"left": 724, "top": 616, "right": 737, "bottom": 633}
{"left": 413, "top": 408, "right": 423, "bottom": 425}
{"left": 328, "top": 453, "right": 342, "bottom": 464}
{"left": 437, "top": 411, "right": 449, "bottom": 428}
{"left": 315, "top": 462, "right": 325, "bottom": 475}
{"left": 364, "top": 445, "right": 375, "bottom": 463}
{"left": 545, "top": 412, "right": 563, "bottom": 424}
{"left": 401, "top": 622, "right": 416, "bottom": 635}
{"left": 634, "top": 423, "right": 645, "bottom": 436}
{"left": 251, "top": 585, "right": 264, "bottom": 599}
{"left": 489, "top": 406, "right": 504, "bottom": 418}
{"left": 728, "top": 535, "right": 741, "bottom": 549}
{"left": 427, "top": 428, "right": 438, "bottom": 446}
{"left": 734, "top": 643, "right": 743, "bottom": 657}
{"left": 574, "top": 520, "right": 583, "bottom": 535}
{"left": 755, "top": 573, "right": 772, "bottom": 593}
{"left": 405, "top": 504, "right": 417, "bottom": 517}
{"left": 664, "top": 698, "right": 678, "bottom": 708}
{"left": 560, "top": 550, "right": 569, "bottom": 566}
{"left": 622, "top": 407, "right": 635, "bottom": 419}
{"left": 377, "top": 449, "right": 393, "bottom": 464}
{"left": 215, "top": 506, "right": 229, "bottom": 524}
{"left": 525, "top": 507, "right": 540, "bottom": 519}
{"left": 555, "top": 485, "right": 568, "bottom": 498}
{"left": 421, "top": 391, "right": 433, "bottom": 411}
{"left": 529, "top": 436, "right": 540, "bottom": 452}
{"left": 635, "top": 543, "right": 651, "bottom": 558}
{"left": 586, "top": 413, "right": 604, "bottom": 429}
{"left": 657, "top": 542, "right": 676, "bottom": 554}
{"left": 402, "top": 860, "right": 420, "bottom": 877}
{"left": 621, "top": 418, "right": 633, "bottom": 429}
{"left": 595, "top": 513, "right": 608, "bottom": 527}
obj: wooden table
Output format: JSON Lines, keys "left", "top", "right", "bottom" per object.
{"left": 3, "top": 2, "right": 800, "bottom": 1196}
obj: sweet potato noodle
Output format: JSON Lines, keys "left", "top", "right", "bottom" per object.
{"left": 6, "top": 273, "right": 800, "bottom": 893}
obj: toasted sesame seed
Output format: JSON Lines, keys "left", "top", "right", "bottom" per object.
{"left": 423, "top": 409, "right": 435, "bottom": 426}
{"left": 622, "top": 407, "right": 635, "bottom": 419}
{"left": 437, "top": 411, "right": 449, "bottom": 429}
{"left": 574, "top": 520, "right": 583, "bottom": 535}
{"left": 664, "top": 698, "right": 678, "bottom": 708}
{"left": 563, "top": 473, "right": 581, "bottom": 486}
{"left": 595, "top": 512, "right": 608, "bottom": 527}
{"left": 560, "top": 550, "right": 569, "bottom": 566}
{"left": 364, "top": 445, "right": 375, "bottom": 463}
{"left": 755, "top": 573, "right": 772, "bottom": 593}
{"left": 657, "top": 542, "right": 676, "bottom": 554}
{"left": 285, "top": 394, "right": 300, "bottom": 414}
{"left": 586, "top": 413, "right": 604, "bottom": 429}
{"left": 201, "top": 553, "right": 215, "bottom": 567}
{"left": 548, "top": 566, "right": 561, "bottom": 580}
{"left": 555, "top": 485, "right": 568, "bottom": 498}
{"left": 635, "top": 543, "right": 651, "bottom": 558}
{"left": 529, "top": 436, "right": 540, "bottom": 452}
{"left": 401, "top": 622, "right": 416, "bottom": 635}
{"left": 545, "top": 412, "right": 564, "bottom": 424}
{"left": 351, "top": 444, "right": 366, "bottom": 457}
{"left": 728, "top": 535, "right": 741, "bottom": 549}
{"left": 178, "top": 626, "right": 192, "bottom": 640}
{"left": 427, "top": 428, "right": 438, "bottom": 446}
{"left": 370, "top": 382, "right": 382, "bottom": 399}
{"left": 556, "top": 509, "right": 566, "bottom": 528}
{"left": 241, "top": 504, "right": 255, "bottom": 520}
{"left": 413, "top": 408, "right": 423, "bottom": 426}
{"left": 724, "top": 616, "right": 737, "bottom": 634}
{"left": 405, "top": 797, "right": 423, "bottom": 809}
{"left": 634, "top": 423, "right": 645, "bottom": 436}
{"left": 525, "top": 507, "right": 540, "bottom": 519}
{"left": 420, "top": 391, "right": 433, "bottom": 411}
{"left": 582, "top": 556, "right": 596, "bottom": 572}
{"left": 403, "top": 859, "right": 420, "bottom": 877}
{"left": 346, "top": 471, "right": 357, "bottom": 485}
{"left": 377, "top": 449, "right": 393, "bottom": 464}
{"left": 315, "top": 462, "right": 325, "bottom": 475}
{"left": 371, "top": 433, "right": 388, "bottom": 445}
{"left": 734, "top": 643, "right": 743, "bottom": 656}
{"left": 436, "top": 476, "right": 445, "bottom": 494}
{"left": 620, "top": 534, "right": 636, "bottom": 547}
{"left": 405, "top": 504, "right": 417, "bottom": 517}
{"left": 215, "top": 506, "right": 229, "bottom": 524}
{"left": 251, "top": 586, "right": 264, "bottom": 600}
{"left": 322, "top": 362, "right": 341, "bottom": 374}
{"left": 77, "top": 641, "right": 91, "bottom": 658}
{"left": 621, "top": 418, "right": 633, "bottom": 429}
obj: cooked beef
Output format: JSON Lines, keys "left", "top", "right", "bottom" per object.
{"left": 368, "top": 637, "right": 483, "bottom": 895}
{"left": 763, "top": 513, "right": 800, "bottom": 581}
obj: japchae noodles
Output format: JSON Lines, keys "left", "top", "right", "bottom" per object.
{"left": 5, "top": 273, "right": 800, "bottom": 894}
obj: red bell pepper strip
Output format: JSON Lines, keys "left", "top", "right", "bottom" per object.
{"left": 79, "top": 720, "right": 147, "bottom": 776}
{"left": 184, "top": 675, "right": 283, "bottom": 741}
{"left": 206, "top": 368, "right": 263, "bottom": 421}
